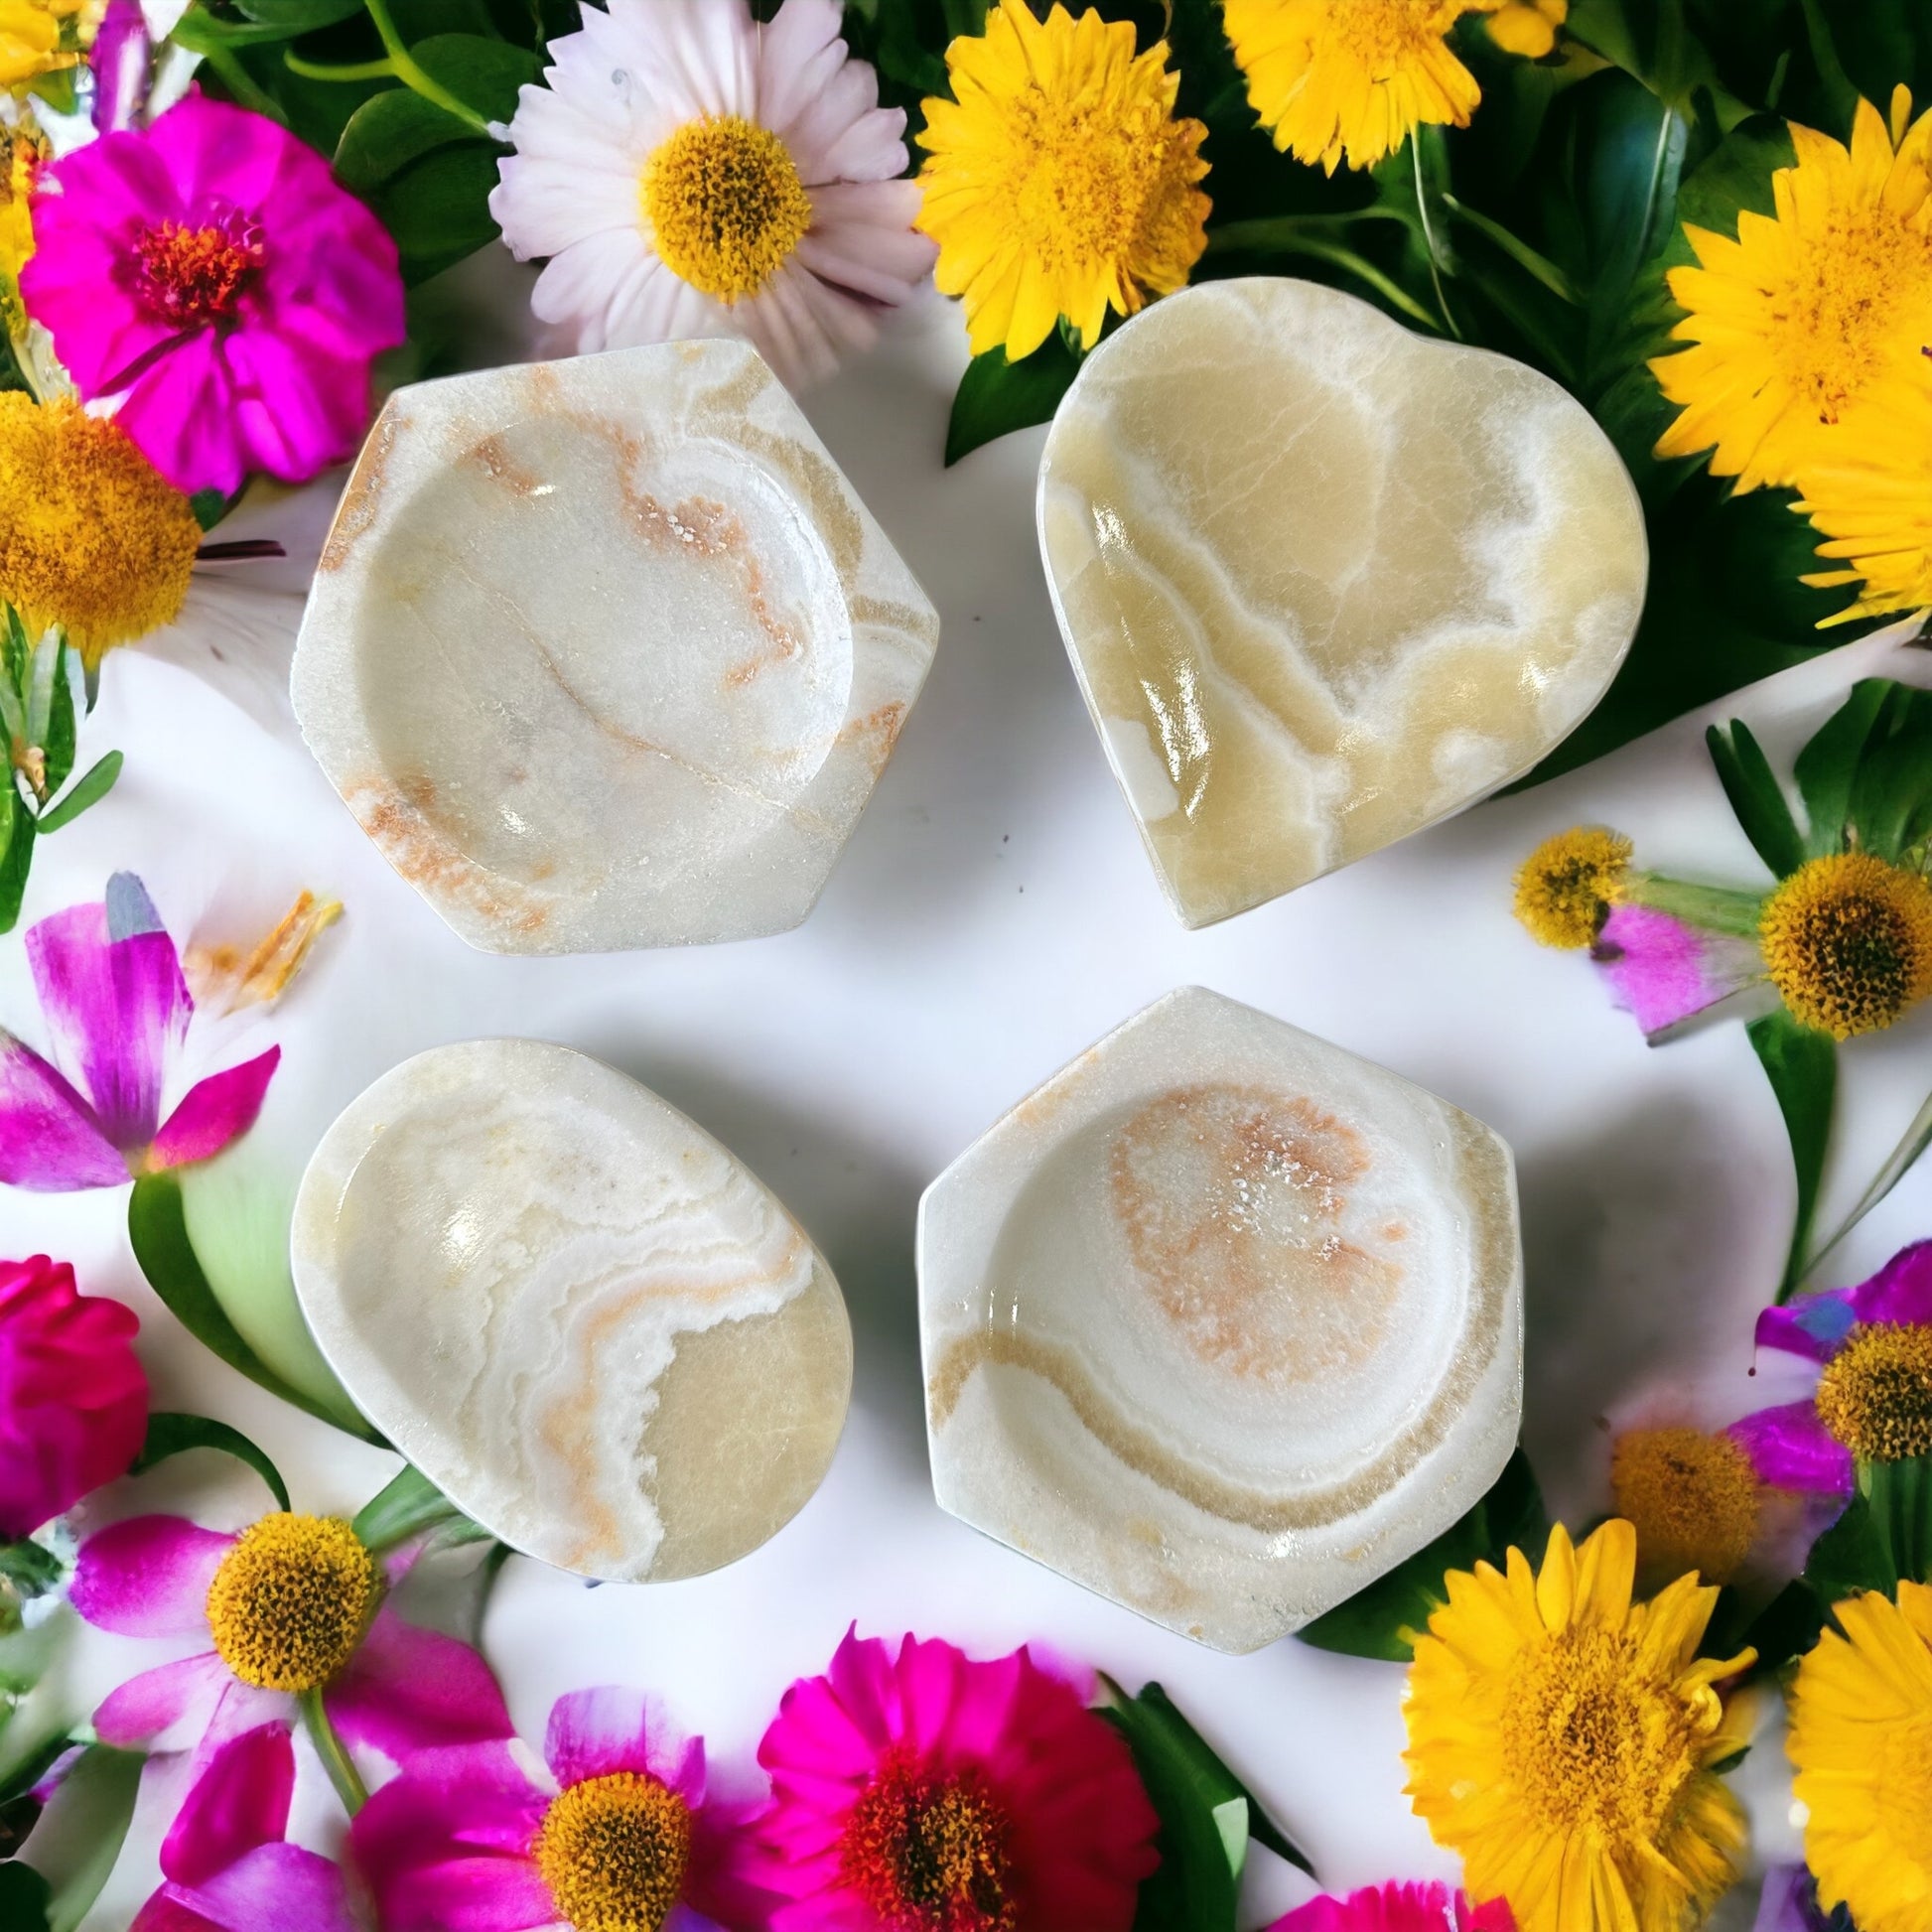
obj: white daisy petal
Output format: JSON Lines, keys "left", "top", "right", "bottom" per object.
{"left": 801, "top": 185, "right": 937, "bottom": 303}
{"left": 754, "top": 0, "right": 847, "bottom": 142}
{"left": 530, "top": 229, "right": 655, "bottom": 352}
{"left": 781, "top": 63, "right": 895, "bottom": 183}
{"left": 490, "top": 148, "right": 640, "bottom": 261}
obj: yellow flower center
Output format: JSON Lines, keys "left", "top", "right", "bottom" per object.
{"left": 0, "top": 393, "right": 201, "bottom": 668}
{"left": 204, "top": 1513, "right": 378, "bottom": 1693}
{"left": 532, "top": 1771, "right": 693, "bottom": 1932}
{"left": 1816, "top": 1323, "right": 1932, "bottom": 1462}
{"left": 640, "top": 115, "right": 811, "bottom": 306}
{"left": 840, "top": 1752, "right": 1017, "bottom": 1932}
{"left": 1759, "top": 852, "right": 1932, "bottom": 1038}
{"left": 1501, "top": 1625, "right": 1702, "bottom": 1844}
{"left": 1609, "top": 1426, "right": 1761, "bottom": 1587}
{"left": 1512, "top": 825, "right": 1632, "bottom": 948}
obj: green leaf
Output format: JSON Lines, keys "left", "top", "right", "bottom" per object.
{"left": 351, "top": 1463, "right": 488, "bottom": 1554}
{"left": 35, "top": 753, "right": 121, "bottom": 837}
{"left": 0, "top": 797, "right": 36, "bottom": 937}
{"left": 1706, "top": 719, "right": 1806, "bottom": 878}
{"left": 1299, "top": 1449, "right": 1547, "bottom": 1660}
{"left": 1806, "top": 1081, "right": 1932, "bottom": 1283}
{"left": 409, "top": 32, "right": 540, "bottom": 119}
{"left": 128, "top": 1173, "right": 366, "bottom": 1434}
{"left": 1737, "top": 1577, "right": 1828, "bottom": 1677}
{"left": 232, "top": 0, "right": 366, "bottom": 30}
{"left": 945, "top": 337, "right": 1083, "bottom": 466}
{"left": 1793, "top": 678, "right": 1891, "bottom": 857}
{"left": 1845, "top": 682, "right": 1932, "bottom": 864}
{"left": 1869, "top": 1454, "right": 1932, "bottom": 1590}
{"left": 0, "top": 1544, "right": 62, "bottom": 1603}
{"left": 1747, "top": 1010, "right": 1837, "bottom": 1304}
{"left": 1100, "top": 1679, "right": 1311, "bottom": 1931}
{"left": 133, "top": 1412, "right": 290, "bottom": 1511}
{"left": 368, "top": 140, "right": 507, "bottom": 282}
{"left": 1806, "top": 1486, "right": 1896, "bottom": 1604}
{"left": 0, "top": 1863, "right": 50, "bottom": 1932}
{"left": 23, "top": 1744, "right": 142, "bottom": 1932}
{"left": 335, "top": 87, "right": 479, "bottom": 195}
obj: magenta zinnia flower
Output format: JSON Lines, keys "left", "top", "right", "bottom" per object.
{"left": 0, "top": 1255, "right": 146, "bottom": 1539}
{"left": 133, "top": 1721, "right": 356, "bottom": 1932}
{"left": 351, "top": 1687, "right": 771, "bottom": 1932}
{"left": 22, "top": 95, "right": 404, "bottom": 494}
{"left": 752, "top": 1629, "right": 1160, "bottom": 1932}
{"left": 0, "top": 873, "right": 279, "bottom": 1191}
{"left": 70, "top": 1507, "right": 511, "bottom": 1759}
{"left": 1266, "top": 1881, "right": 1516, "bottom": 1932}
{"left": 1730, "top": 1240, "right": 1932, "bottom": 1498}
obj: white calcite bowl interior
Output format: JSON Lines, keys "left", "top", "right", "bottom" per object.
{"left": 917, "top": 987, "right": 1522, "bottom": 1653}
{"left": 293, "top": 341, "right": 939, "bottom": 954}
{"left": 291, "top": 1038, "right": 853, "bottom": 1583}
{"left": 1037, "top": 278, "right": 1648, "bottom": 928}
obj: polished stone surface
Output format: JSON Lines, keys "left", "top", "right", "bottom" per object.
{"left": 917, "top": 986, "right": 1523, "bottom": 1652}
{"left": 291, "top": 1039, "right": 852, "bottom": 1582}
{"left": 293, "top": 342, "right": 939, "bottom": 953}
{"left": 1038, "top": 279, "right": 1647, "bottom": 928}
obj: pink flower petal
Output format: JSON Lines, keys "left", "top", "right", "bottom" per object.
{"left": 114, "top": 330, "right": 247, "bottom": 496}
{"left": 545, "top": 1687, "right": 702, "bottom": 1799}
{"left": 1728, "top": 1402, "right": 1853, "bottom": 1497}
{"left": 1590, "top": 904, "right": 1761, "bottom": 1040}
{"left": 1849, "top": 1240, "right": 1932, "bottom": 1327}
{"left": 93, "top": 1651, "right": 233, "bottom": 1749}
{"left": 0, "top": 1032, "right": 127, "bottom": 1189}
{"left": 149, "top": 1047, "right": 280, "bottom": 1171}
{"left": 179, "top": 1843, "right": 359, "bottom": 1932}
{"left": 161, "top": 1722, "right": 294, "bottom": 1884}
{"left": 1269, "top": 1882, "right": 1515, "bottom": 1932}
{"left": 72, "top": 1515, "right": 231, "bottom": 1635}
{"left": 131, "top": 1893, "right": 225, "bottom": 1932}
{"left": 325, "top": 1602, "right": 512, "bottom": 1760}
{"left": 26, "top": 879, "right": 192, "bottom": 1151}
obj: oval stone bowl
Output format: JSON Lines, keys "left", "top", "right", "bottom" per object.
{"left": 917, "top": 986, "right": 1523, "bottom": 1653}
{"left": 291, "top": 1039, "right": 853, "bottom": 1582}
{"left": 293, "top": 341, "right": 940, "bottom": 954}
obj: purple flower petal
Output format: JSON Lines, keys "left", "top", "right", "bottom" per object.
{"left": 27, "top": 887, "right": 191, "bottom": 1152}
{"left": 0, "top": 1032, "right": 127, "bottom": 1189}
{"left": 1728, "top": 1403, "right": 1854, "bottom": 1497}
{"left": 90, "top": 0, "right": 150, "bottom": 134}
{"left": 1848, "top": 1241, "right": 1932, "bottom": 1328}
{"left": 349, "top": 1742, "right": 552, "bottom": 1932}
{"left": 326, "top": 1603, "right": 512, "bottom": 1761}
{"left": 179, "top": 1843, "right": 359, "bottom": 1932}
{"left": 545, "top": 1687, "right": 702, "bottom": 1798}
{"left": 148, "top": 1047, "right": 280, "bottom": 1171}
{"left": 72, "top": 1516, "right": 231, "bottom": 1635}
{"left": 1756, "top": 1292, "right": 1859, "bottom": 1364}
{"left": 1750, "top": 1864, "right": 1840, "bottom": 1932}
{"left": 94, "top": 1652, "right": 232, "bottom": 1748}
{"left": 131, "top": 1894, "right": 224, "bottom": 1932}
{"left": 1590, "top": 904, "right": 1762, "bottom": 1040}
{"left": 161, "top": 1723, "right": 293, "bottom": 1884}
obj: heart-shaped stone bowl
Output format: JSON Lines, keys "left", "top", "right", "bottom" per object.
{"left": 290, "top": 1039, "right": 853, "bottom": 1583}
{"left": 293, "top": 340, "right": 939, "bottom": 954}
{"left": 1037, "top": 278, "right": 1648, "bottom": 928}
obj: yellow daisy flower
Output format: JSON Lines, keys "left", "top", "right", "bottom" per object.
{"left": 0, "top": 393, "right": 202, "bottom": 667}
{"left": 916, "top": 2, "right": 1209, "bottom": 360}
{"left": 1795, "top": 375, "right": 1932, "bottom": 623}
{"left": 1788, "top": 1581, "right": 1932, "bottom": 1932}
{"left": 0, "top": 0, "right": 79, "bottom": 89}
{"left": 1759, "top": 851, "right": 1932, "bottom": 1039}
{"left": 1486, "top": 0, "right": 1566, "bottom": 60}
{"left": 1221, "top": 0, "right": 1506, "bottom": 177}
{"left": 1404, "top": 1519, "right": 1755, "bottom": 1932}
{"left": 1512, "top": 825, "right": 1632, "bottom": 949}
{"left": 1652, "top": 87, "right": 1932, "bottom": 492}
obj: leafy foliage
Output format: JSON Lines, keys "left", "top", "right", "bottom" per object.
{"left": 1299, "top": 1449, "right": 1548, "bottom": 1661}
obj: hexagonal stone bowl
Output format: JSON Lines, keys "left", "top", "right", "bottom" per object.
{"left": 917, "top": 986, "right": 1523, "bottom": 1653}
{"left": 293, "top": 341, "right": 939, "bottom": 953}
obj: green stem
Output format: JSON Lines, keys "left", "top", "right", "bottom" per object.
{"left": 361, "top": 0, "right": 492, "bottom": 134}
{"left": 198, "top": 41, "right": 285, "bottom": 121}
{"left": 283, "top": 52, "right": 398, "bottom": 81}
{"left": 1207, "top": 227, "right": 1438, "bottom": 330}
{"left": 1413, "top": 139, "right": 1461, "bottom": 341}
{"left": 1207, "top": 209, "right": 1409, "bottom": 247}
{"left": 299, "top": 1688, "right": 367, "bottom": 1815}
{"left": 1626, "top": 874, "right": 1768, "bottom": 938}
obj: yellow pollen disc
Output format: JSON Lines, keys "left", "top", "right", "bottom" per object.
{"left": 204, "top": 1513, "right": 377, "bottom": 1693}
{"left": 1500, "top": 1624, "right": 1701, "bottom": 1843}
{"left": 1610, "top": 1425, "right": 1761, "bottom": 1587}
{"left": 1512, "top": 825, "right": 1632, "bottom": 949}
{"left": 533, "top": 1771, "right": 693, "bottom": 1932}
{"left": 0, "top": 394, "right": 201, "bottom": 669}
{"left": 1759, "top": 852, "right": 1932, "bottom": 1038}
{"left": 640, "top": 115, "right": 811, "bottom": 306}
{"left": 1816, "top": 1323, "right": 1932, "bottom": 1461}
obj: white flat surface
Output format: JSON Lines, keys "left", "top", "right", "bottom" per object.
{"left": 10, "top": 284, "right": 1932, "bottom": 1926}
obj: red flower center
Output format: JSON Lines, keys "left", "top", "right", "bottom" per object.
{"left": 839, "top": 1751, "right": 1017, "bottom": 1932}
{"left": 132, "top": 214, "right": 263, "bottom": 327}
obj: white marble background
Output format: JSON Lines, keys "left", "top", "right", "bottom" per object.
{"left": 7, "top": 280, "right": 1932, "bottom": 1927}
